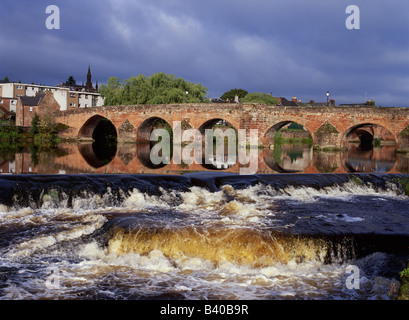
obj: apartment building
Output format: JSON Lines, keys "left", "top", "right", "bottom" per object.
{"left": 0, "top": 82, "right": 104, "bottom": 111}
{"left": 0, "top": 67, "right": 104, "bottom": 114}
{"left": 0, "top": 96, "right": 17, "bottom": 113}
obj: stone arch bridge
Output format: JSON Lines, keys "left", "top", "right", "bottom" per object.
{"left": 54, "top": 103, "right": 409, "bottom": 152}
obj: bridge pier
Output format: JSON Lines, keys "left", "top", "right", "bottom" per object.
{"left": 397, "top": 125, "right": 409, "bottom": 153}
{"left": 117, "top": 119, "right": 137, "bottom": 143}
{"left": 312, "top": 121, "right": 346, "bottom": 151}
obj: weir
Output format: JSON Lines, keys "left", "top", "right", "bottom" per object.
{"left": 0, "top": 172, "right": 407, "bottom": 205}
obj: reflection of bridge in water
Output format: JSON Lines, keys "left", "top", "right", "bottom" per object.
{"left": 4, "top": 142, "right": 409, "bottom": 175}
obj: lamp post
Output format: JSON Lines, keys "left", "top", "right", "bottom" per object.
{"left": 326, "top": 91, "right": 330, "bottom": 106}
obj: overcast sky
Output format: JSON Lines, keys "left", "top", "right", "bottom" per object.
{"left": 1, "top": 0, "right": 409, "bottom": 106}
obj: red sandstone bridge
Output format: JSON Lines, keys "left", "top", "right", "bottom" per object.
{"left": 55, "top": 103, "right": 409, "bottom": 152}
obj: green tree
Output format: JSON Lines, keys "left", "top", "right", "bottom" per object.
{"left": 98, "top": 73, "right": 208, "bottom": 105}
{"left": 366, "top": 100, "right": 375, "bottom": 107}
{"left": 241, "top": 92, "right": 279, "bottom": 105}
{"left": 66, "top": 76, "right": 76, "bottom": 86}
{"left": 3, "top": 76, "right": 10, "bottom": 82}
{"left": 30, "top": 112, "right": 40, "bottom": 135}
{"left": 99, "top": 77, "right": 123, "bottom": 105}
{"left": 220, "top": 88, "right": 248, "bottom": 101}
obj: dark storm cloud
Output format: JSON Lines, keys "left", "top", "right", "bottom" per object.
{"left": 0, "top": 0, "right": 408, "bottom": 106}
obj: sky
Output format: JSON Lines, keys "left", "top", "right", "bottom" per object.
{"left": 1, "top": 0, "right": 409, "bottom": 106}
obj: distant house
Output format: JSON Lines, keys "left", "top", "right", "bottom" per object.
{"left": 278, "top": 97, "right": 298, "bottom": 106}
{"left": 16, "top": 94, "right": 45, "bottom": 127}
{"left": 0, "top": 104, "right": 14, "bottom": 121}
{"left": 16, "top": 91, "right": 61, "bottom": 127}
{"left": 0, "top": 96, "right": 17, "bottom": 119}
{"left": 0, "top": 97, "right": 18, "bottom": 113}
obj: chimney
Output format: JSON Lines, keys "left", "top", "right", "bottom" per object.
{"left": 292, "top": 97, "right": 297, "bottom": 103}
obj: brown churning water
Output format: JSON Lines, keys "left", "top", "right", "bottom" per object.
{"left": 107, "top": 226, "right": 330, "bottom": 268}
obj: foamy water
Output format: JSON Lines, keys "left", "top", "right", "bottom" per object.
{"left": 0, "top": 174, "right": 408, "bottom": 300}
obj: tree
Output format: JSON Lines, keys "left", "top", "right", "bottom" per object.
{"left": 66, "top": 76, "right": 76, "bottom": 86}
{"left": 241, "top": 92, "right": 279, "bottom": 105}
{"left": 30, "top": 112, "right": 40, "bottom": 135}
{"left": 220, "top": 88, "right": 248, "bottom": 101}
{"left": 3, "top": 76, "right": 9, "bottom": 82}
{"left": 99, "top": 77, "right": 123, "bottom": 105}
{"left": 98, "top": 73, "right": 208, "bottom": 105}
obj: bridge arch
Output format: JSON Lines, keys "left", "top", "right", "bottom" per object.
{"left": 77, "top": 115, "right": 118, "bottom": 168}
{"left": 78, "top": 114, "right": 118, "bottom": 142}
{"left": 342, "top": 123, "right": 397, "bottom": 149}
{"left": 263, "top": 121, "right": 313, "bottom": 147}
{"left": 198, "top": 118, "right": 237, "bottom": 135}
{"left": 137, "top": 117, "right": 172, "bottom": 143}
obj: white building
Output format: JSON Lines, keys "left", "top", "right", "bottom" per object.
{"left": 0, "top": 82, "right": 104, "bottom": 112}
{"left": 0, "top": 67, "right": 104, "bottom": 112}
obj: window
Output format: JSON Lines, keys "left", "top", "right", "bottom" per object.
{"left": 29, "top": 107, "right": 33, "bottom": 112}
{"left": 70, "top": 103, "right": 76, "bottom": 107}
{"left": 16, "top": 85, "right": 23, "bottom": 90}
{"left": 70, "top": 93, "right": 76, "bottom": 97}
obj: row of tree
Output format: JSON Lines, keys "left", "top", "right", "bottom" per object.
{"left": 221, "top": 88, "right": 279, "bottom": 105}
{"left": 98, "top": 73, "right": 208, "bottom": 105}
{"left": 97, "top": 73, "right": 281, "bottom": 106}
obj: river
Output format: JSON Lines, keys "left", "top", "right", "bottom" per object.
{"left": 0, "top": 142, "right": 408, "bottom": 301}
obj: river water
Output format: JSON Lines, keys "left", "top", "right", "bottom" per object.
{"left": 0, "top": 142, "right": 408, "bottom": 300}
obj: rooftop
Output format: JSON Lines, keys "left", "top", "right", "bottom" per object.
{"left": 20, "top": 94, "right": 45, "bottom": 106}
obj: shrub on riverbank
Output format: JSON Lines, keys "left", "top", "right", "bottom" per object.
{"left": 0, "top": 121, "right": 67, "bottom": 149}
{"left": 398, "top": 266, "right": 409, "bottom": 300}
{"left": 0, "top": 125, "right": 20, "bottom": 143}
